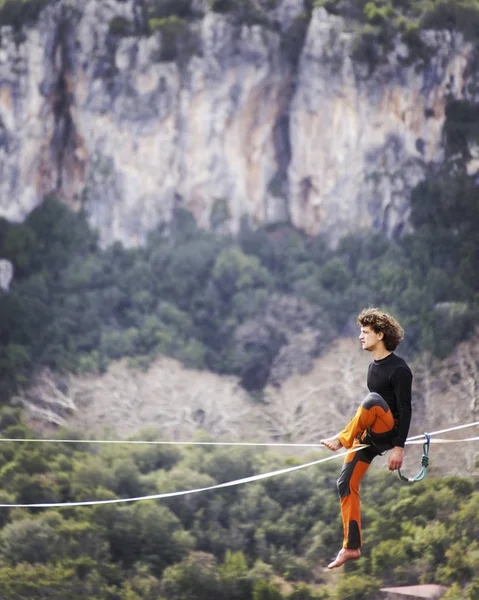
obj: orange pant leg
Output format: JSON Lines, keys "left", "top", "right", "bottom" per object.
{"left": 336, "top": 393, "right": 396, "bottom": 549}
{"left": 338, "top": 392, "right": 395, "bottom": 448}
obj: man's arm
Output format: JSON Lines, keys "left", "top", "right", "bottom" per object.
{"left": 392, "top": 366, "right": 413, "bottom": 447}
{"left": 388, "top": 366, "right": 413, "bottom": 470}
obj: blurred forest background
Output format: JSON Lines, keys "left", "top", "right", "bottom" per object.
{"left": 0, "top": 0, "right": 479, "bottom": 598}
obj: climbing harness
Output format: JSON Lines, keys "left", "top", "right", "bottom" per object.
{"left": 398, "top": 433, "right": 430, "bottom": 483}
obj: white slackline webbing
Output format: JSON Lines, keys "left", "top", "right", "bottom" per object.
{"left": 0, "top": 420, "right": 476, "bottom": 509}
{"left": 406, "top": 436, "right": 479, "bottom": 444}
{"left": 0, "top": 445, "right": 368, "bottom": 509}
{"left": 0, "top": 436, "right": 477, "bottom": 446}
{"left": 0, "top": 439, "right": 325, "bottom": 448}
{"left": 1, "top": 419, "right": 478, "bottom": 448}
{"left": 406, "top": 420, "right": 479, "bottom": 440}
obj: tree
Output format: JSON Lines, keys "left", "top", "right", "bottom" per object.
{"left": 105, "top": 503, "right": 193, "bottom": 576}
{"left": 334, "top": 574, "right": 381, "bottom": 600}
{"left": 2, "top": 224, "right": 38, "bottom": 276}
{"left": 219, "top": 550, "right": 252, "bottom": 600}
{"left": 0, "top": 563, "right": 85, "bottom": 599}
{"left": 160, "top": 551, "right": 220, "bottom": 600}
{"left": 0, "top": 515, "right": 61, "bottom": 565}
{"left": 252, "top": 579, "right": 283, "bottom": 600}
{"left": 212, "top": 246, "right": 272, "bottom": 300}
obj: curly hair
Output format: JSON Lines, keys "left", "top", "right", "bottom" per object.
{"left": 357, "top": 308, "right": 404, "bottom": 351}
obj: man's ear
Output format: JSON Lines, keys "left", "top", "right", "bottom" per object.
{"left": 377, "top": 331, "right": 384, "bottom": 341}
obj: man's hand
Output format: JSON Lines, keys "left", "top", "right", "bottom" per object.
{"left": 388, "top": 446, "right": 404, "bottom": 471}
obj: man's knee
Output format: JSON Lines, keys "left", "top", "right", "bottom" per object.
{"left": 361, "top": 392, "right": 388, "bottom": 411}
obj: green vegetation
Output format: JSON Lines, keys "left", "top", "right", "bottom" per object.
{"left": 144, "top": 1, "right": 203, "bottom": 63}
{"left": 316, "top": 0, "right": 479, "bottom": 66}
{"left": 148, "top": 16, "right": 189, "bottom": 61}
{"left": 0, "top": 0, "right": 311, "bottom": 68}
{"left": 0, "top": 410, "right": 476, "bottom": 598}
{"left": 4, "top": 0, "right": 479, "bottom": 72}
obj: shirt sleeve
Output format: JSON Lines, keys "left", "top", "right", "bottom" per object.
{"left": 391, "top": 366, "right": 413, "bottom": 447}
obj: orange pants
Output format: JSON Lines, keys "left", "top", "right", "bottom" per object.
{"left": 336, "top": 392, "right": 396, "bottom": 549}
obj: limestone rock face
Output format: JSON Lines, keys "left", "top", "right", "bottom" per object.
{"left": 289, "top": 9, "right": 473, "bottom": 243}
{"left": 0, "top": 1, "right": 475, "bottom": 246}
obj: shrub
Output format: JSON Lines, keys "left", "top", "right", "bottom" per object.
{"left": 148, "top": 16, "right": 188, "bottom": 61}
{"left": 364, "top": 1, "right": 394, "bottom": 26}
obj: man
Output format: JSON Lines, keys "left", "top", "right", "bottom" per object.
{"left": 321, "top": 308, "right": 412, "bottom": 570}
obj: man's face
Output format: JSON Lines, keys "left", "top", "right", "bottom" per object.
{"left": 359, "top": 325, "right": 383, "bottom": 352}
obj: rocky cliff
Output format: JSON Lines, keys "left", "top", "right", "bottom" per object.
{"left": 0, "top": 0, "right": 476, "bottom": 247}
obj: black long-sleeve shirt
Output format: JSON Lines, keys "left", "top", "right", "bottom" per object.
{"left": 367, "top": 353, "right": 413, "bottom": 448}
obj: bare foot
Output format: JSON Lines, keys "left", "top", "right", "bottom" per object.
{"left": 328, "top": 548, "right": 361, "bottom": 569}
{"left": 320, "top": 437, "right": 343, "bottom": 452}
